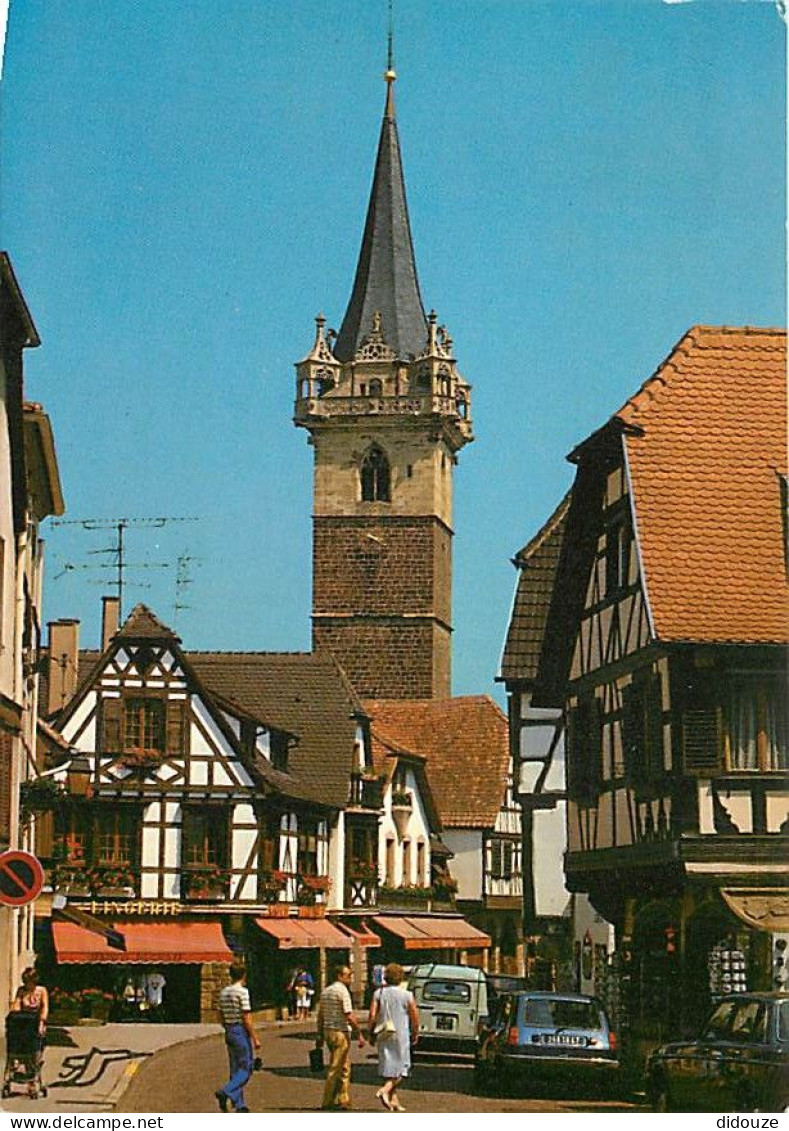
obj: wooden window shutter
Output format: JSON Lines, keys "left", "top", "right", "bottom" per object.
{"left": 565, "top": 707, "right": 580, "bottom": 801}
{"left": 166, "top": 699, "right": 188, "bottom": 757}
{"left": 646, "top": 674, "right": 664, "bottom": 780}
{"left": 101, "top": 697, "right": 122, "bottom": 752}
{"left": 36, "top": 810, "right": 54, "bottom": 859}
{"left": 621, "top": 683, "right": 639, "bottom": 783}
{"left": 682, "top": 707, "right": 722, "bottom": 776}
{"left": 590, "top": 697, "right": 604, "bottom": 789}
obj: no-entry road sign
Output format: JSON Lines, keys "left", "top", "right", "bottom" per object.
{"left": 0, "top": 850, "right": 44, "bottom": 907}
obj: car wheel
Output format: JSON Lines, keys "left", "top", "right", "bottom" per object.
{"left": 473, "top": 1055, "right": 493, "bottom": 1095}
{"left": 650, "top": 1079, "right": 672, "bottom": 1113}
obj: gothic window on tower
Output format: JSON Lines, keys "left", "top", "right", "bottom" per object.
{"left": 369, "top": 378, "right": 383, "bottom": 396}
{"left": 360, "top": 446, "right": 391, "bottom": 503}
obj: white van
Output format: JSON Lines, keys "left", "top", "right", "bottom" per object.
{"left": 408, "top": 963, "right": 489, "bottom": 1053}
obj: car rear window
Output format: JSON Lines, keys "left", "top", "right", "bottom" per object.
{"left": 520, "top": 997, "right": 605, "bottom": 1031}
{"left": 423, "top": 980, "right": 472, "bottom": 1004}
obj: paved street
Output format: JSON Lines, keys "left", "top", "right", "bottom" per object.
{"left": 116, "top": 1021, "right": 647, "bottom": 1114}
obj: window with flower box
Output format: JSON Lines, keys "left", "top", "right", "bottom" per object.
{"left": 95, "top": 810, "right": 136, "bottom": 865}
{"left": 123, "top": 698, "right": 165, "bottom": 753}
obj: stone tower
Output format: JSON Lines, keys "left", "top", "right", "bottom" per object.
{"left": 294, "top": 68, "right": 473, "bottom": 699}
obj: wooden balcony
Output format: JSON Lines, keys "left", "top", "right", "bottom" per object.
{"left": 348, "top": 772, "right": 385, "bottom": 810}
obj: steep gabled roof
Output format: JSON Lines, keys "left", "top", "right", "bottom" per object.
{"left": 363, "top": 697, "right": 509, "bottom": 829}
{"left": 189, "top": 652, "right": 362, "bottom": 809}
{"left": 333, "top": 76, "right": 427, "bottom": 362}
{"left": 612, "top": 326, "right": 787, "bottom": 644}
{"left": 500, "top": 492, "right": 571, "bottom": 685}
{"left": 118, "top": 603, "right": 180, "bottom": 641}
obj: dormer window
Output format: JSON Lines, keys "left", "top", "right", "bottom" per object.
{"left": 360, "top": 446, "right": 391, "bottom": 503}
{"left": 605, "top": 517, "right": 631, "bottom": 597}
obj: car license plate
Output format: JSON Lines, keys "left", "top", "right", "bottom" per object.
{"left": 541, "top": 1034, "right": 586, "bottom": 1046}
{"left": 435, "top": 1014, "right": 455, "bottom": 1031}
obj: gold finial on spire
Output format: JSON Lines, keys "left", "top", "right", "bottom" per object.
{"left": 384, "top": 0, "right": 396, "bottom": 118}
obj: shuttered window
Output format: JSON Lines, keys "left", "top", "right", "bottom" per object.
{"left": 123, "top": 698, "right": 165, "bottom": 752}
{"left": 683, "top": 707, "right": 722, "bottom": 776}
{"left": 622, "top": 672, "right": 664, "bottom": 791}
{"left": 566, "top": 696, "right": 603, "bottom": 804}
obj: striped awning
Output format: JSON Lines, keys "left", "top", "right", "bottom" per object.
{"left": 52, "top": 919, "right": 233, "bottom": 964}
{"left": 371, "top": 915, "right": 491, "bottom": 951}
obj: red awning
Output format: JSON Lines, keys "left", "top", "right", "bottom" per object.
{"left": 52, "top": 920, "right": 233, "bottom": 964}
{"left": 371, "top": 915, "right": 491, "bottom": 951}
{"left": 335, "top": 921, "right": 382, "bottom": 948}
{"left": 254, "top": 916, "right": 351, "bottom": 950}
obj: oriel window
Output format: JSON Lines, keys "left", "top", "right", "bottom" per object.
{"left": 360, "top": 446, "right": 391, "bottom": 502}
{"left": 123, "top": 697, "right": 165, "bottom": 752}
{"left": 726, "top": 678, "right": 788, "bottom": 771}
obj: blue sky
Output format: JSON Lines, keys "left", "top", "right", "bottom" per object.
{"left": 1, "top": 0, "right": 784, "bottom": 700}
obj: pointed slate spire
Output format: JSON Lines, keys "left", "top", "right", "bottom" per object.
{"left": 333, "top": 66, "right": 428, "bottom": 363}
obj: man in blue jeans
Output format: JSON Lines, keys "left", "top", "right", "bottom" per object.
{"left": 216, "top": 962, "right": 261, "bottom": 1113}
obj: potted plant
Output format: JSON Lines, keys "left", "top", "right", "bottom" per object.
{"left": 297, "top": 874, "right": 331, "bottom": 915}
{"left": 49, "top": 988, "right": 81, "bottom": 1026}
{"left": 350, "top": 859, "right": 379, "bottom": 884}
{"left": 260, "top": 868, "right": 288, "bottom": 901}
{"left": 91, "top": 865, "right": 136, "bottom": 897}
{"left": 432, "top": 873, "right": 458, "bottom": 902}
{"left": 119, "top": 747, "right": 162, "bottom": 774}
{"left": 390, "top": 788, "right": 413, "bottom": 837}
{"left": 182, "top": 864, "right": 228, "bottom": 900}
{"left": 53, "top": 837, "right": 92, "bottom": 896}
{"left": 81, "top": 987, "right": 113, "bottom": 1023}
{"left": 19, "top": 776, "right": 65, "bottom": 822}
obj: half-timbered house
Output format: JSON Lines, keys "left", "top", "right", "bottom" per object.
{"left": 0, "top": 253, "right": 64, "bottom": 1014}
{"left": 39, "top": 604, "right": 355, "bottom": 1020}
{"left": 531, "top": 326, "right": 787, "bottom": 1036}
{"left": 500, "top": 495, "right": 613, "bottom": 991}
{"left": 364, "top": 697, "right": 517, "bottom": 971}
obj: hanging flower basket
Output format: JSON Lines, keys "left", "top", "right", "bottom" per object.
{"left": 20, "top": 777, "right": 65, "bottom": 821}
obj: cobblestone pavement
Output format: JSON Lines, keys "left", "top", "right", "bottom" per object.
{"left": 116, "top": 1021, "right": 648, "bottom": 1114}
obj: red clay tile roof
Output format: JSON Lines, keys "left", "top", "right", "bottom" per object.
{"left": 500, "top": 493, "right": 570, "bottom": 684}
{"left": 363, "top": 697, "right": 509, "bottom": 828}
{"left": 613, "top": 326, "right": 787, "bottom": 644}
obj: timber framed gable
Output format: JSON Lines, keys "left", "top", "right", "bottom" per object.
{"left": 47, "top": 605, "right": 334, "bottom": 910}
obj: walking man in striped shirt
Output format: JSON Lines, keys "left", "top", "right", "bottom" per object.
{"left": 315, "top": 964, "right": 366, "bottom": 1111}
{"left": 215, "top": 962, "right": 261, "bottom": 1113}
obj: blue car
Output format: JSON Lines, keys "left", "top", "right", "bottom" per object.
{"left": 475, "top": 991, "right": 620, "bottom": 1097}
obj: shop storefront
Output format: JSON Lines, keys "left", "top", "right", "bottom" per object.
{"left": 45, "top": 917, "right": 233, "bottom": 1023}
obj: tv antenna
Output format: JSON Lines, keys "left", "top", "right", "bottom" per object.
{"left": 50, "top": 516, "right": 199, "bottom": 618}
{"left": 173, "top": 551, "right": 203, "bottom": 628}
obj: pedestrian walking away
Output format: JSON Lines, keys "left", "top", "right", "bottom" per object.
{"left": 315, "top": 964, "right": 366, "bottom": 1111}
{"left": 215, "top": 962, "right": 261, "bottom": 1113}
{"left": 368, "top": 963, "right": 419, "bottom": 1113}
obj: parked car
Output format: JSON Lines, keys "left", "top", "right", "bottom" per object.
{"left": 407, "top": 964, "right": 488, "bottom": 1053}
{"left": 475, "top": 990, "right": 619, "bottom": 1097}
{"left": 646, "top": 993, "right": 789, "bottom": 1112}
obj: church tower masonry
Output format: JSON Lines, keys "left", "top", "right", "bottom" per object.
{"left": 294, "top": 68, "right": 473, "bottom": 699}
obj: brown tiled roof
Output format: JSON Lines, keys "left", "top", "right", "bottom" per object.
{"left": 613, "top": 326, "right": 787, "bottom": 644}
{"left": 71, "top": 647, "right": 358, "bottom": 808}
{"left": 363, "top": 697, "right": 509, "bottom": 828}
{"left": 189, "top": 652, "right": 360, "bottom": 809}
{"left": 118, "top": 603, "right": 180, "bottom": 641}
{"left": 499, "top": 493, "right": 570, "bottom": 684}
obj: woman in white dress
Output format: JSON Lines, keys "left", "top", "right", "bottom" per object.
{"left": 368, "top": 963, "right": 419, "bottom": 1112}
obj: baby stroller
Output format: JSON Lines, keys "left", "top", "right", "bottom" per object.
{"left": 2, "top": 1012, "right": 47, "bottom": 1099}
